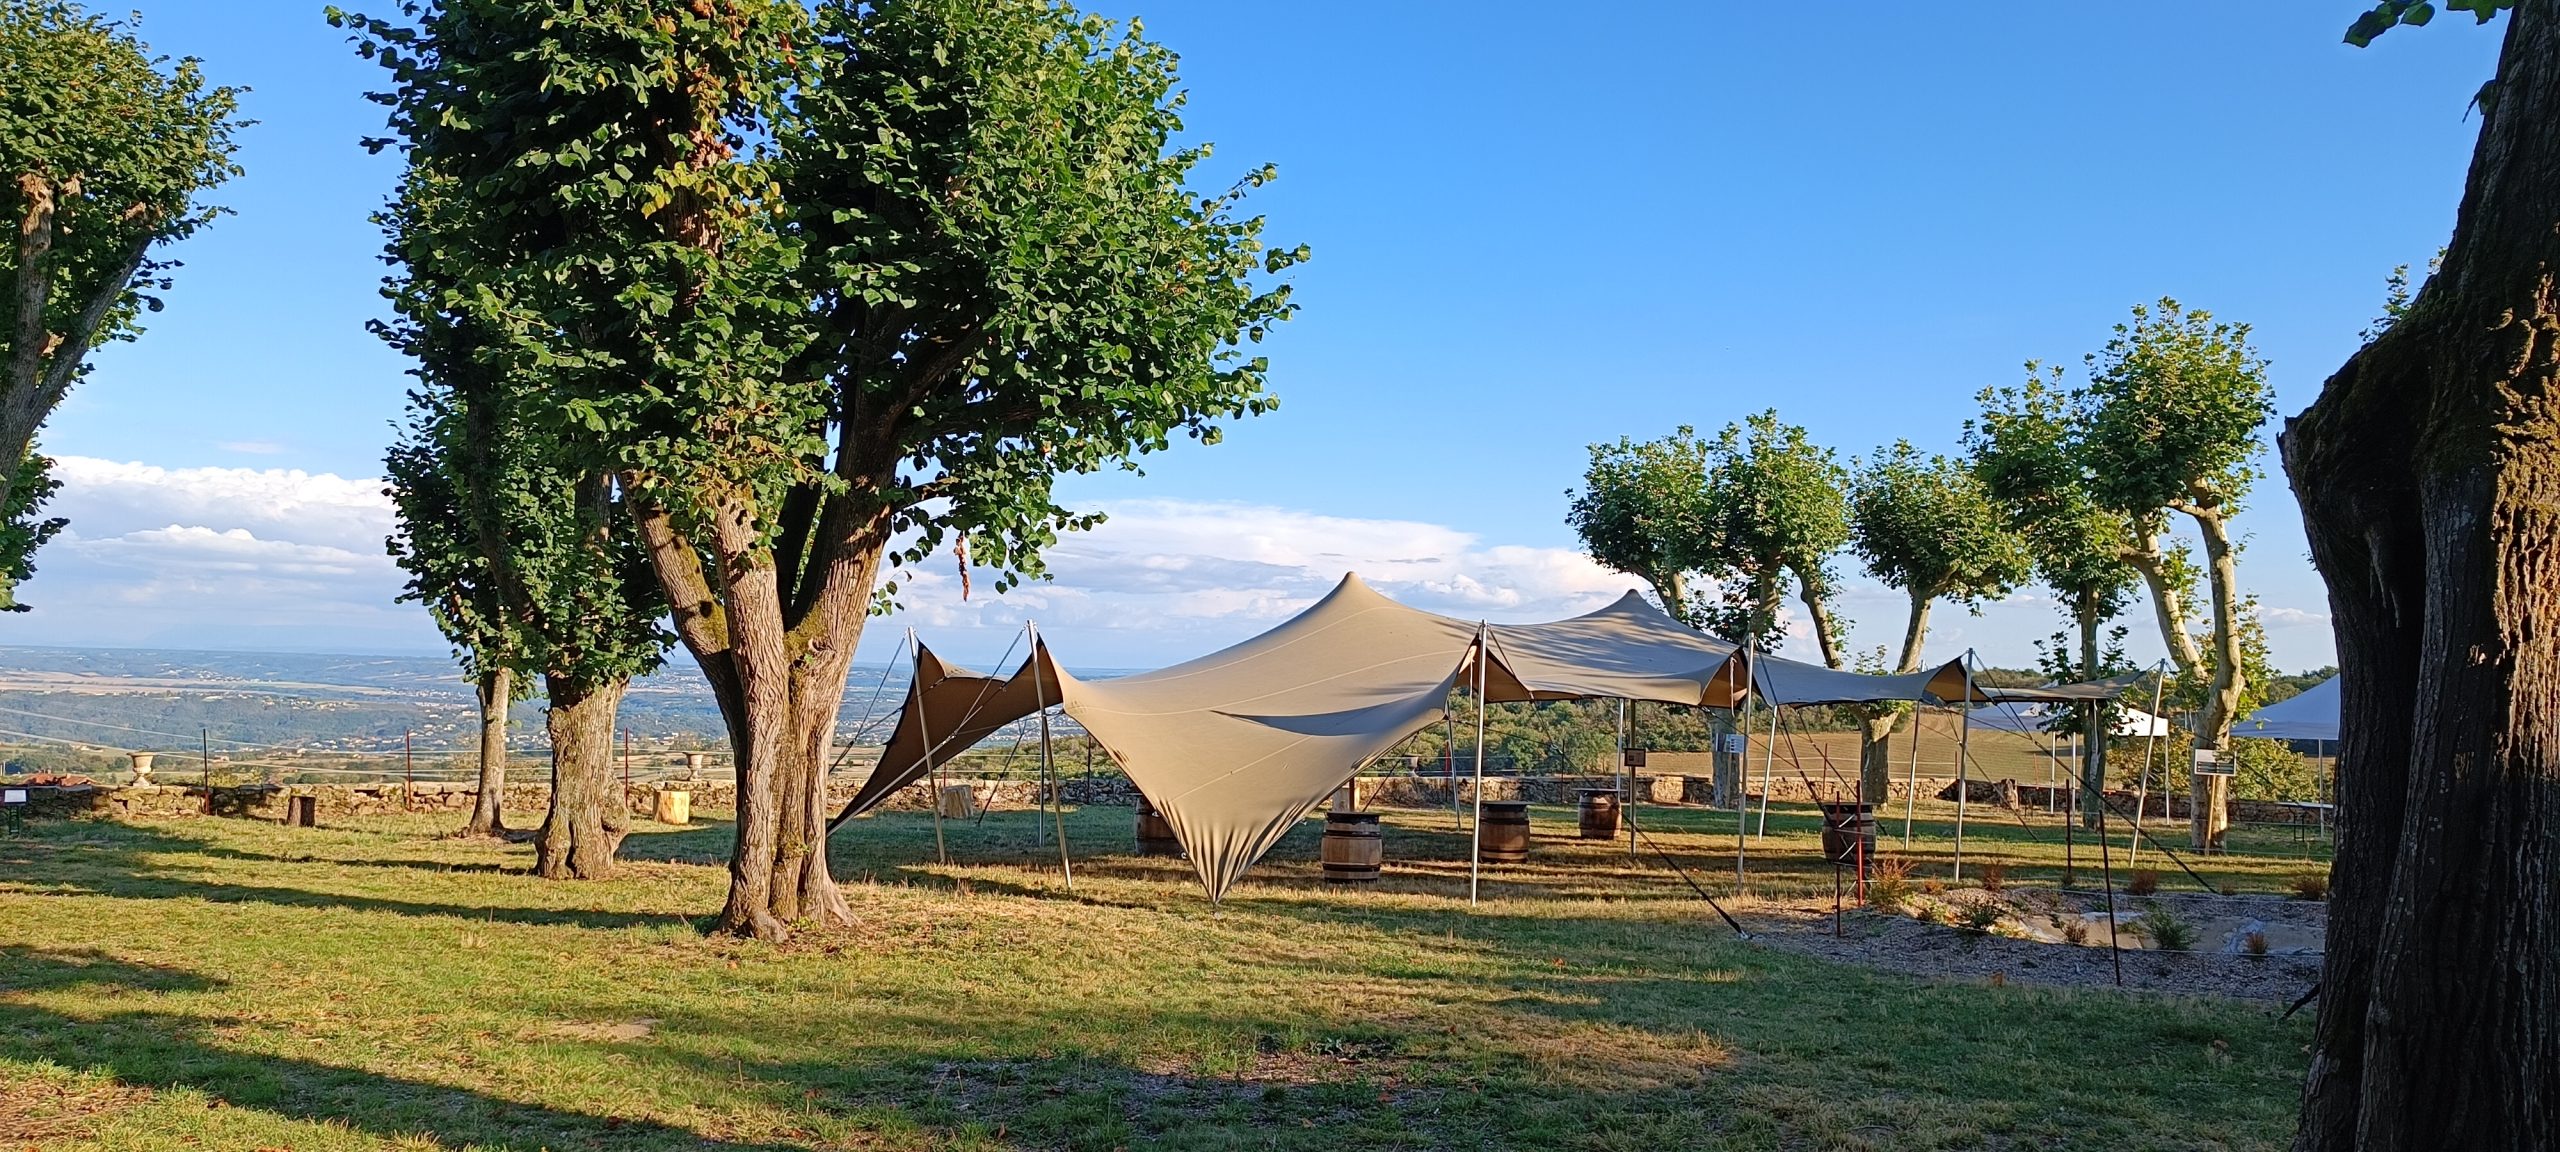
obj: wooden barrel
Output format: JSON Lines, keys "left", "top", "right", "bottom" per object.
{"left": 1320, "top": 811, "right": 1382, "bottom": 882}
{"left": 1577, "top": 789, "right": 1621, "bottom": 840}
{"left": 284, "top": 794, "right": 317, "bottom": 828}
{"left": 937, "top": 784, "right": 977, "bottom": 820}
{"left": 1134, "top": 795, "right": 1183, "bottom": 857}
{"left": 1478, "top": 800, "right": 1531, "bottom": 863}
{"left": 1818, "top": 801, "right": 1877, "bottom": 870}
{"left": 654, "top": 788, "right": 692, "bottom": 826}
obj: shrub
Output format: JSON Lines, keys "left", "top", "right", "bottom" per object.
{"left": 2243, "top": 931, "right": 2270, "bottom": 958}
{"left": 1919, "top": 876, "right": 1947, "bottom": 897}
{"left": 2126, "top": 869, "right": 2160, "bottom": 897}
{"left": 2062, "top": 918, "right": 2091, "bottom": 946}
{"left": 2217, "top": 882, "right": 2240, "bottom": 897}
{"left": 2290, "top": 872, "right": 2330, "bottom": 902}
{"left": 1867, "top": 856, "right": 1914, "bottom": 910}
{"left": 1976, "top": 862, "right": 2006, "bottom": 893}
{"left": 2135, "top": 907, "right": 2198, "bottom": 952}
{"left": 1956, "top": 898, "right": 2003, "bottom": 935}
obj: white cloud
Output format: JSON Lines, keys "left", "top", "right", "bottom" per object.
{"left": 2257, "top": 605, "right": 2330, "bottom": 629}
{"left": 8, "top": 457, "right": 425, "bottom": 652}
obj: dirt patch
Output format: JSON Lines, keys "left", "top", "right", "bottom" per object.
{"left": 542, "top": 1018, "right": 658, "bottom": 1041}
{"left": 0, "top": 1073, "right": 152, "bottom": 1143}
{"left": 1745, "top": 886, "right": 2325, "bottom": 1001}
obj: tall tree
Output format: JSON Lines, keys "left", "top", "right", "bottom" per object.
{"left": 2282, "top": 3, "right": 2558, "bottom": 1146}
{"left": 1968, "top": 370, "right": 2141, "bottom": 824}
{"left": 0, "top": 1, "right": 242, "bottom": 609}
{"left": 338, "top": 0, "right": 1300, "bottom": 938}
{"left": 1846, "top": 442, "right": 2031, "bottom": 801}
{"left": 2078, "top": 300, "right": 2276, "bottom": 851}
{"left": 384, "top": 421, "right": 521, "bottom": 839}
{"left": 1697, "top": 411, "right": 1852, "bottom": 664}
{"left": 1567, "top": 428, "right": 1715, "bottom": 624}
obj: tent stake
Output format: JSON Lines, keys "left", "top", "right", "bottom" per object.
{"left": 1028, "top": 623, "right": 1071, "bottom": 893}
{"left": 1469, "top": 623, "right": 1488, "bottom": 908}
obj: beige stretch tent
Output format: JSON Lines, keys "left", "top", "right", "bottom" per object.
{"left": 838, "top": 575, "right": 1755, "bottom": 900}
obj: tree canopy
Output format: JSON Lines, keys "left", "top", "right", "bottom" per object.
{"left": 0, "top": 0, "right": 243, "bottom": 609}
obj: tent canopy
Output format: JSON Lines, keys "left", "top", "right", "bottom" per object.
{"left": 845, "top": 574, "right": 2015, "bottom": 900}
{"left": 1965, "top": 701, "right": 2171, "bottom": 738}
{"left": 2234, "top": 675, "right": 2340, "bottom": 742}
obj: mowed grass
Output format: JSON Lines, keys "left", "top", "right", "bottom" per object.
{"left": 0, "top": 797, "right": 2313, "bottom": 1150}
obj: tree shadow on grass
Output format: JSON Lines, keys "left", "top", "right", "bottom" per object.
{"left": 0, "top": 946, "right": 809, "bottom": 1151}
{"left": 0, "top": 821, "right": 678, "bottom": 932}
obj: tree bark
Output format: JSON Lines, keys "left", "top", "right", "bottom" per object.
{"left": 2281, "top": 6, "right": 2560, "bottom": 1147}
{"left": 465, "top": 665, "right": 510, "bottom": 837}
{"left": 534, "top": 673, "right": 627, "bottom": 879}
{"left": 2185, "top": 506, "right": 2247, "bottom": 852}
{"left": 1859, "top": 589, "right": 1932, "bottom": 803}
{"left": 2078, "top": 587, "right": 2105, "bottom": 830}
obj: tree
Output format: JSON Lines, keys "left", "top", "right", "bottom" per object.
{"left": 1567, "top": 429, "right": 1714, "bottom": 624}
{"left": 2280, "top": 3, "right": 2556, "bottom": 1146}
{"left": 2078, "top": 300, "right": 2277, "bottom": 851}
{"left": 1967, "top": 370, "right": 2140, "bottom": 824}
{"left": 0, "top": 451, "right": 63, "bottom": 610}
{"left": 353, "top": 18, "right": 679, "bottom": 876}
{"left": 338, "top": 0, "right": 1300, "bottom": 939}
{"left": 0, "top": 1, "right": 242, "bottom": 610}
{"left": 1846, "top": 442, "right": 2031, "bottom": 801}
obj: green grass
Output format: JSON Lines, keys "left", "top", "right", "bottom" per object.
{"left": 0, "top": 799, "right": 2313, "bottom": 1150}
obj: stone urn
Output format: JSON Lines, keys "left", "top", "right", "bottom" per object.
{"left": 127, "top": 751, "right": 157, "bottom": 787}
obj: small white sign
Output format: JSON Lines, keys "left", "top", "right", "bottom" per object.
{"left": 2192, "top": 749, "right": 2232, "bottom": 776}
{"left": 1720, "top": 733, "right": 1748, "bottom": 756}
{"left": 2, "top": 789, "right": 25, "bottom": 804}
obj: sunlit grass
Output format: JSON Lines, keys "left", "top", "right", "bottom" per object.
{"left": 0, "top": 799, "right": 2313, "bottom": 1150}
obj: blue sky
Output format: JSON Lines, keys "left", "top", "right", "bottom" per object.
{"left": 12, "top": 2, "right": 2503, "bottom": 673}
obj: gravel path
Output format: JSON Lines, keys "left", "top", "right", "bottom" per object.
{"left": 1742, "top": 886, "right": 2327, "bottom": 1002}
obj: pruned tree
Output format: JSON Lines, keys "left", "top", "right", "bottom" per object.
{"left": 385, "top": 420, "right": 522, "bottom": 838}
{"left": 337, "top": 0, "right": 1300, "bottom": 938}
{"left": 0, "top": 1, "right": 242, "bottom": 610}
{"left": 1967, "top": 370, "right": 2140, "bottom": 824}
{"left": 1846, "top": 442, "right": 2031, "bottom": 801}
{"left": 2280, "top": 3, "right": 2558, "bottom": 1146}
{"left": 1567, "top": 428, "right": 1715, "bottom": 624}
{"left": 2077, "top": 300, "right": 2276, "bottom": 850}
{"left": 1698, "top": 411, "right": 1852, "bottom": 663}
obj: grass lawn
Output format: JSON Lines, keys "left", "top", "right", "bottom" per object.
{"left": 0, "top": 797, "right": 2314, "bottom": 1150}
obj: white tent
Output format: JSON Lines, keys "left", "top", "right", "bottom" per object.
{"left": 1966, "top": 701, "right": 2172, "bottom": 738}
{"left": 2233, "top": 676, "right": 2340, "bottom": 742}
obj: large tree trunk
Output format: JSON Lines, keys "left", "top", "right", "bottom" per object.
{"left": 1859, "top": 589, "right": 1932, "bottom": 803}
{"left": 534, "top": 673, "right": 627, "bottom": 879}
{"left": 464, "top": 665, "right": 510, "bottom": 837}
{"left": 2280, "top": 7, "right": 2560, "bottom": 1148}
{"left": 2186, "top": 508, "right": 2246, "bottom": 852}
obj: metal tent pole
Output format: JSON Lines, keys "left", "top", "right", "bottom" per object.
{"left": 2047, "top": 731, "right": 2059, "bottom": 815}
{"left": 910, "top": 628, "right": 948, "bottom": 866}
{"left": 1757, "top": 704, "right": 1778, "bottom": 836}
{"left": 1617, "top": 698, "right": 1633, "bottom": 856}
{"left": 1469, "top": 624, "right": 1488, "bottom": 907}
{"left": 2130, "top": 661, "right": 2167, "bottom": 867}
{"left": 1029, "top": 623, "right": 1071, "bottom": 893}
{"left": 1903, "top": 705, "right": 1924, "bottom": 844}
{"left": 1953, "top": 654, "right": 1973, "bottom": 881}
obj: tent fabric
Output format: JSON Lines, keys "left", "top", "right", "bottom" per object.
{"left": 2234, "top": 675, "right": 2340, "bottom": 742}
{"left": 1750, "top": 653, "right": 1974, "bottom": 706}
{"left": 829, "top": 645, "right": 1055, "bottom": 828}
{"left": 1480, "top": 591, "right": 1748, "bottom": 708}
{"left": 1965, "top": 701, "right": 2172, "bottom": 738}
{"left": 1043, "top": 575, "right": 1478, "bottom": 901}
{"left": 1970, "top": 673, "right": 2147, "bottom": 704}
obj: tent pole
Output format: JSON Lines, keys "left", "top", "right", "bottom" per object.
{"left": 1029, "top": 623, "right": 1071, "bottom": 893}
{"left": 1953, "top": 653, "right": 1973, "bottom": 882}
{"left": 910, "top": 628, "right": 947, "bottom": 867}
{"left": 2092, "top": 716, "right": 2125, "bottom": 988}
{"left": 1903, "top": 704, "right": 1922, "bottom": 845}
{"left": 1617, "top": 698, "right": 1633, "bottom": 857}
{"left": 2046, "top": 731, "right": 2058, "bottom": 815}
{"left": 1757, "top": 704, "right": 1778, "bottom": 837}
{"left": 1470, "top": 623, "right": 1488, "bottom": 908}
{"left": 2130, "top": 660, "right": 2167, "bottom": 867}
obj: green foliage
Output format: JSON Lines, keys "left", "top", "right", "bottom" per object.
{"left": 2133, "top": 906, "right": 2198, "bottom": 952}
{"left": 1848, "top": 442, "right": 2030, "bottom": 612}
{"left": 1966, "top": 370, "right": 2139, "bottom": 632}
{"left": 0, "top": 1, "right": 244, "bottom": 601}
{"left": 2229, "top": 736, "right": 2317, "bottom": 802}
{"left": 2346, "top": 1, "right": 2510, "bottom": 47}
{"left": 2077, "top": 299, "right": 2275, "bottom": 521}
{"left": 1566, "top": 428, "right": 1713, "bottom": 620}
{"left": 0, "top": 451, "right": 63, "bottom": 611}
